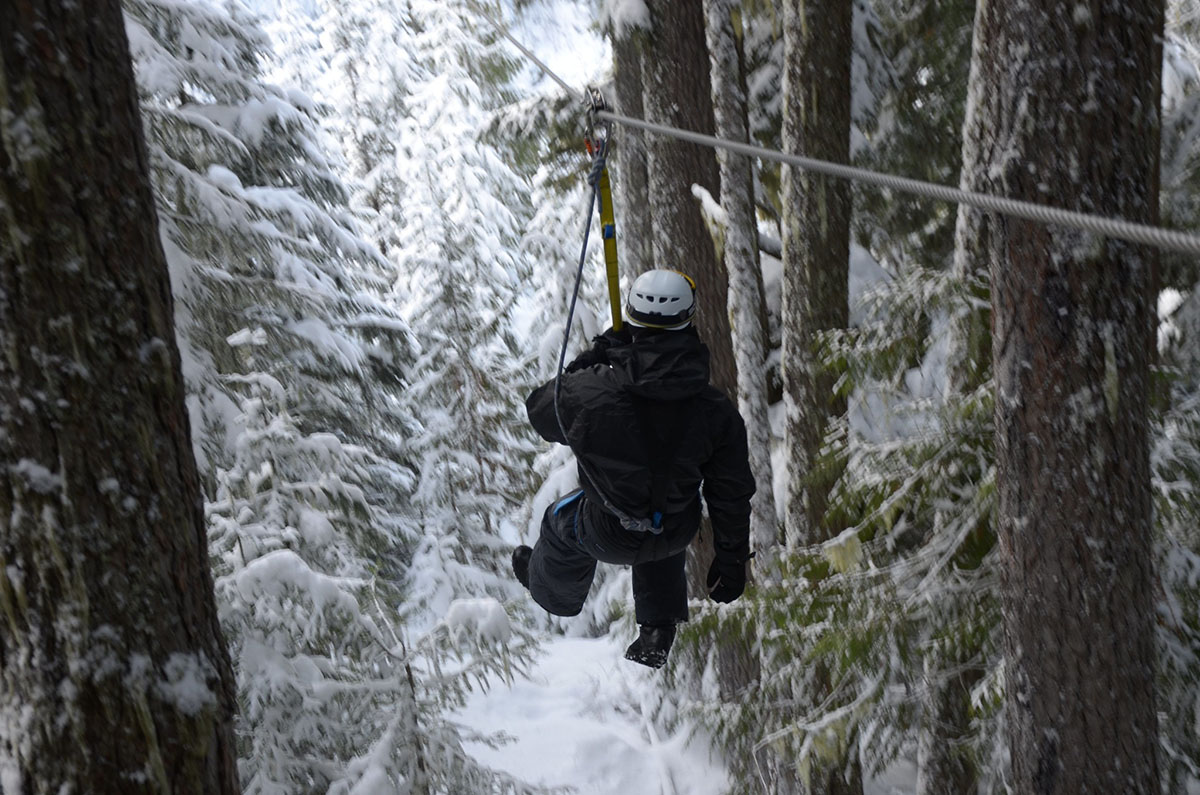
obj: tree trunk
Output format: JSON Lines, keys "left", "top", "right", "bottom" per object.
{"left": 611, "top": 28, "right": 652, "bottom": 281}
{"left": 703, "top": 0, "right": 777, "bottom": 555}
{"left": 641, "top": 0, "right": 738, "bottom": 602}
{"left": 968, "top": 1, "right": 1164, "bottom": 792}
{"left": 780, "top": 1, "right": 860, "bottom": 793}
{"left": 914, "top": 11, "right": 997, "bottom": 792}
{"left": 642, "top": 0, "right": 737, "bottom": 401}
{"left": 780, "top": 0, "right": 853, "bottom": 551}
{"left": 0, "top": 2, "right": 239, "bottom": 792}
{"left": 916, "top": 660, "right": 982, "bottom": 795}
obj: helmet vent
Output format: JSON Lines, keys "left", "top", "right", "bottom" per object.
{"left": 624, "top": 269, "right": 698, "bottom": 329}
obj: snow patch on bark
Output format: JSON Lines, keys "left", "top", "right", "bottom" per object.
{"left": 159, "top": 653, "right": 218, "bottom": 716}
{"left": 601, "top": 0, "right": 650, "bottom": 37}
{"left": 9, "top": 460, "right": 62, "bottom": 495}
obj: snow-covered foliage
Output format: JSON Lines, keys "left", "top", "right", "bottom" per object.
{"left": 667, "top": 1, "right": 1200, "bottom": 791}
{"left": 128, "top": 0, "right": 538, "bottom": 789}
{"left": 206, "top": 385, "right": 535, "bottom": 793}
{"left": 112, "top": 0, "right": 1200, "bottom": 789}
{"left": 1163, "top": 0, "right": 1200, "bottom": 296}
{"left": 1155, "top": 285, "right": 1200, "bottom": 791}
{"left": 294, "top": 0, "right": 541, "bottom": 625}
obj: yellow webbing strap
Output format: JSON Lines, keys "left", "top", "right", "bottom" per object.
{"left": 597, "top": 166, "right": 622, "bottom": 331}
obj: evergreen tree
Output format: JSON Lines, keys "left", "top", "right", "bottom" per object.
{"left": 127, "top": 0, "right": 537, "bottom": 788}
{"left": 0, "top": 0, "right": 239, "bottom": 788}
{"left": 319, "top": 0, "right": 540, "bottom": 616}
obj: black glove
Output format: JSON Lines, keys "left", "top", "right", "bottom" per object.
{"left": 706, "top": 558, "right": 746, "bottom": 604}
{"left": 564, "top": 348, "right": 605, "bottom": 373}
{"left": 564, "top": 327, "right": 631, "bottom": 373}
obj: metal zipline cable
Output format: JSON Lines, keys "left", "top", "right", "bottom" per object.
{"left": 476, "top": 5, "right": 1200, "bottom": 258}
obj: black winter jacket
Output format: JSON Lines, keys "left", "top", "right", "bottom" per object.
{"left": 525, "top": 326, "right": 755, "bottom": 566}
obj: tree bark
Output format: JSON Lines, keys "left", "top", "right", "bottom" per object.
{"left": 781, "top": 0, "right": 853, "bottom": 551}
{"left": 780, "top": 2, "right": 860, "bottom": 794}
{"left": 0, "top": 2, "right": 239, "bottom": 792}
{"left": 916, "top": 661, "right": 982, "bottom": 795}
{"left": 641, "top": 0, "right": 738, "bottom": 602}
{"left": 913, "top": 10, "right": 996, "bottom": 792}
{"left": 611, "top": 28, "right": 652, "bottom": 282}
{"left": 641, "top": 0, "right": 737, "bottom": 401}
{"left": 703, "top": 0, "right": 777, "bottom": 555}
{"left": 968, "top": 1, "right": 1164, "bottom": 792}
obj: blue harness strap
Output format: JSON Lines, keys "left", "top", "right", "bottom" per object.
{"left": 553, "top": 489, "right": 585, "bottom": 515}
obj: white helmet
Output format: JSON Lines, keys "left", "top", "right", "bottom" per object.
{"left": 625, "top": 269, "right": 697, "bottom": 330}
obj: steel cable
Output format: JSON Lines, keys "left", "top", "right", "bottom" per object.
{"left": 476, "top": 4, "right": 1200, "bottom": 258}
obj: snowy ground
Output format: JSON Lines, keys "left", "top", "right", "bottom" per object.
{"left": 458, "top": 635, "right": 918, "bottom": 795}
{"left": 457, "top": 635, "right": 730, "bottom": 795}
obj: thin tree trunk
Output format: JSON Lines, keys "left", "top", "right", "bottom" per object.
{"left": 703, "top": 0, "right": 777, "bottom": 555}
{"left": 781, "top": 0, "right": 860, "bottom": 793}
{"left": 612, "top": 28, "right": 652, "bottom": 281}
{"left": 916, "top": 660, "right": 982, "bottom": 795}
{"left": 641, "top": 0, "right": 738, "bottom": 601}
{"left": 781, "top": 0, "right": 853, "bottom": 551}
{"left": 914, "top": 9, "right": 996, "bottom": 791}
{"left": 969, "top": 1, "right": 1164, "bottom": 791}
{"left": 0, "top": 2, "right": 239, "bottom": 791}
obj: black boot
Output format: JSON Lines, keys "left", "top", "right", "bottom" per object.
{"left": 624, "top": 624, "right": 676, "bottom": 669}
{"left": 511, "top": 545, "right": 532, "bottom": 589}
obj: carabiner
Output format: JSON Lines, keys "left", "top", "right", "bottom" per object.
{"left": 584, "top": 86, "right": 611, "bottom": 158}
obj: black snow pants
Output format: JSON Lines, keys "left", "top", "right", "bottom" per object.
{"left": 527, "top": 490, "right": 692, "bottom": 626}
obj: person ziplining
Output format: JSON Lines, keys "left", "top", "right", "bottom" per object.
{"left": 492, "top": 0, "right": 1200, "bottom": 669}
{"left": 507, "top": 90, "right": 755, "bottom": 669}
{"left": 513, "top": 270, "right": 756, "bottom": 669}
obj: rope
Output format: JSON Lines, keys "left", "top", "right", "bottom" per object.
{"left": 553, "top": 149, "right": 662, "bottom": 536}
{"left": 473, "top": 2, "right": 584, "bottom": 104}
{"left": 476, "top": 6, "right": 1200, "bottom": 258}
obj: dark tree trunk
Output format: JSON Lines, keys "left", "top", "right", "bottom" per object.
{"left": 641, "top": 0, "right": 737, "bottom": 602}
{"left": 611, "top": 28, "right": 652, "bottom": 281}
{"left": 0, "top": 2, "right": 239, "bottom": 792}
{"left": 916, "top": 663, "right": 983, "bottom": 795}
{"left": 780, "top": 1, "right": 860, "bottom": 793}
{"left": 968, "top": 1, "right": 1164, "bottom": 792}
{"left": 642, "top": 0, "right": 737, "bottom": 401}
{"left": 781, "top": 0, "right": 853, "bottom": 551}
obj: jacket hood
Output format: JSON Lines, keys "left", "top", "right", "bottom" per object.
{"left": 605, "top": 327, "right": 711, "bottom": 400}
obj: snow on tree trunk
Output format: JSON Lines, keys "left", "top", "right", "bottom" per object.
{"left": 0, "top": 1, "right": 238, "bottom": 790}
{"left": 911, "top": 9, "right": 998, "bottom": 792}
{"left": 781, "top": 0, "right": 854, "bottom": 552}
{"left": 702, "top": 0, "right": 777, "bottom": 554}
{"left": 641, "top": 0, "right": 737, "bottom": 401}
{"left": 611, "top": 29, "right": 653, "bottom": 281}
{"left": 967, "top": 1, "right": 1164, "bottom": 791}
{"left": 947, "top": 0, "right": 997, "bottom": 397}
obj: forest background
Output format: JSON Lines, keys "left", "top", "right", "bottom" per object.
{"left": 2, "top": 0, "right": 1200, "bottom": 793}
